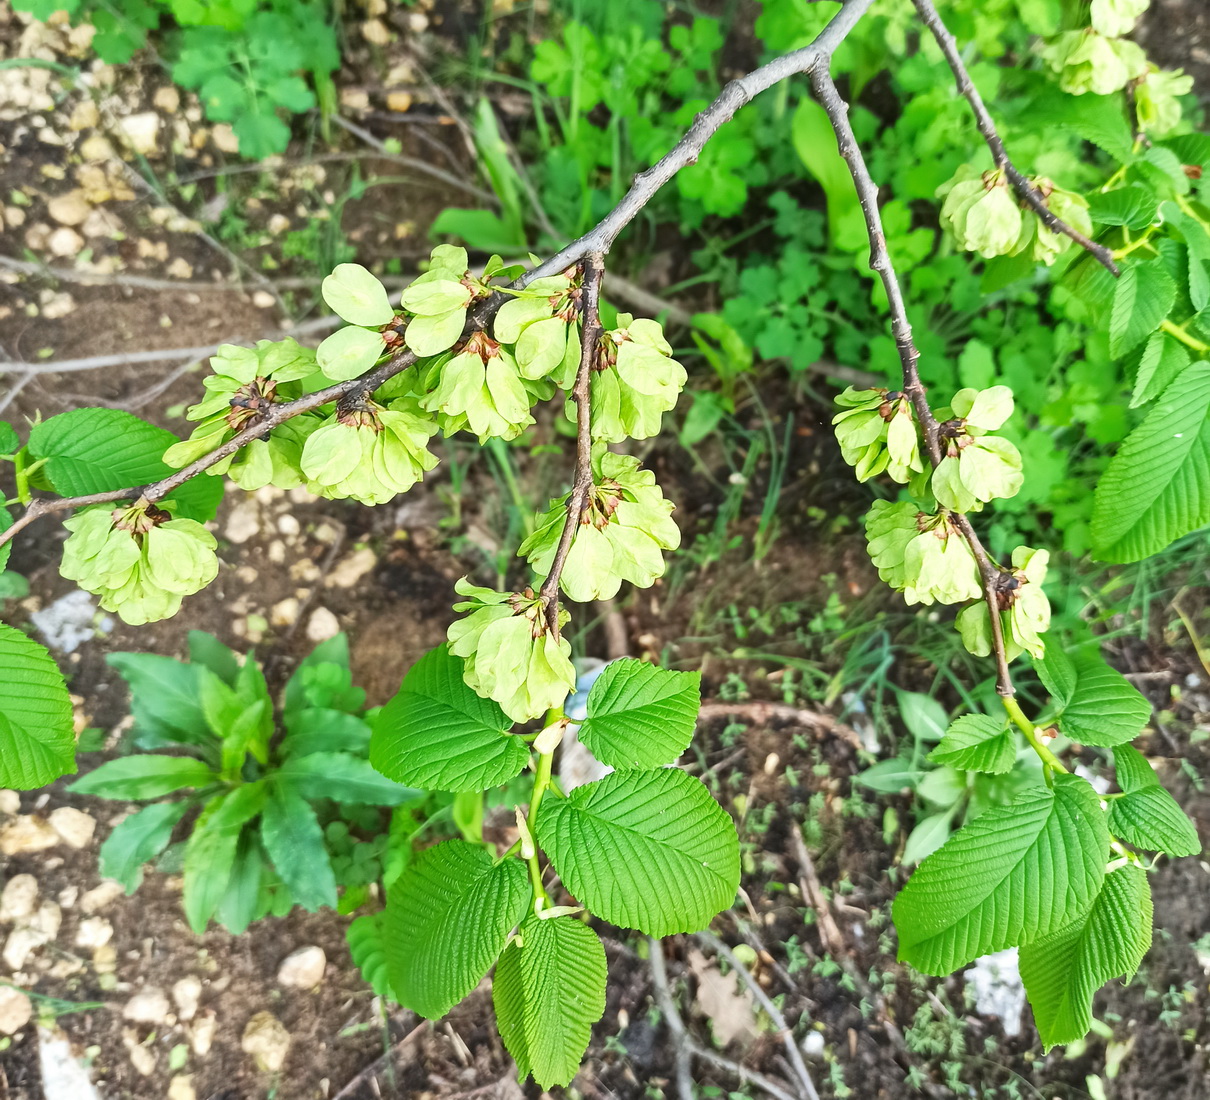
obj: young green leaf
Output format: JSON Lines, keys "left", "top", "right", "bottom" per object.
{"left": 216, "top": 831, "right": 264, "bottom": 934}
{"left": 26, "top": 408, "right": 222, "bottom": 522}
{"left": 106, "top": 653, "right": 212, "bottom": 750}
{"left": 929, "top": 714, "right": 1017, "bottom": 775}
{"left": 182, "top": 782, "right": 267, "bottom": 933}
{"left": 1035, "top": 647, "right": 1151, "bottom": 746}
{"left": 576, "top": 659, "right": 701, "bottom": 770}
{"left": 1109, "top": 746, "right": 1199, "bottom": 855}
{"left": 280, "top": 709, "right": 371, "bottom": 758}
{"left": 1019, "top": 864, "right": 1152, "bottom": 1050}
{"left": 897, "top": 690, "right": 949, "bottom": 743}
{"left": 0, "top": 421, "right": 18, "bottom": 454}
{"left": 1131, "top": 331, "right": 1190, "bottom": 408}
{"left": 384, "top": 840, "right": 530, "bottom": 1019}
{"left": 539, "top": 768, "right": 740, "bottom": 936}
{"left": 68, "top": 756, "right": 216, "bottom": 800}
{"left": 98, "top": 801, "right": 190, "bottom": 892}
{"left": 1109, "top": 261, "right": 1176, "bottom": 359}
{"left": 0, "top": 624, "right": 77, "bottom": 789}
{"left": 187, "top": 631, "right": 241, "bottom": 686}
{"left": 260, "top": 785, "right": 338, "bottom": 911}
{"left": 1087, "top": 186, "right": 1157, "bottom": 231}
{"left": 893, "top": 774, "right": 1109, "bottom": 975}
{"left": 276, "top": 752, "right": 420, "bottom": 805}
{"left": 902, "top": 811, "right": 954, "bottom": 866}
{"left": 493, "top": 915, "right": 607, "bottom": 1089}
{"left": 855, "top": 756, "right": 923, "bottom": 793}
{"left": 1090, "top": 360, "right": 1210, "bottom": 562}
{"left": 322, "top": 263, "right": 394, "bottom": 327}
{"left": 370, "top": 645, "right": 527, "bottom": 792}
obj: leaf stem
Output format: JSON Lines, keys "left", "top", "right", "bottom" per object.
{"left": 525, "top": 745, "right": 555, "bottom": 912}
{"left": 1160, "top": 318, "right": 1210, "bottom": 353}
{"left": 1001, "top": 696, "right": 1067, "bottom": 774}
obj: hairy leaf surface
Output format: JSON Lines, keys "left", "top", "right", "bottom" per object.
{"left": 1019, "top": 865, "right": 1152, "bottom": 1049}
{"left": 385, "top": 840, "right": 529, "bottom": 1019}
{"left": 493, "top": 915, "right": 607, "bottom": 1089}
{"left": 370, "top": 645, "right": 526, "bottom": 792}
{"left": 539, "top": 768, "right": 739, "bottom": 936}
{"left": 893, "top": 774, "right": 1108, "bottom": 974}
{"left": 577, "top": 659, "right": 701, "bottom": 769}
{"left": 0, "top": 624, "right": 77, "bottom": 789}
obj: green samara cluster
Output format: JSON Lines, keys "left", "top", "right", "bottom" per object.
{"left": 834, "top": 382, "right": 1047, "bottom": 661}
{"left": 90, "top": 249, "right": 687, "bottom": 713}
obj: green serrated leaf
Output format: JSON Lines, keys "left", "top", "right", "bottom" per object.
{"left": 276, "top": 752, "right": 419, "bottom": 805}
{"left": 260, "top": 784, "right": 338, "bottom": 911}
{"left": 0, "top": 624, "right": 77, "bottom": 789}
{"left": 1020, "top": 864, "right": 1152, "bottom": 1049}
{"left": 182, "top": 782, "right": 266, "bottom": 933}
{"left": 26, "top": 408, "right": 222, "bottom": 522}
{"left": 216, "top": 831, "right": 263, "bottom": 933}
{"left": 539, "top": 768, "right": 739, "bottom": 936}
{"left": 1131, "top": 331, "right": 1189, "bottom": 408}
{"left": 370, "top": 645, "right": 526, "bottom": 793}
{"left": 493, "top": 915, "right": 607, "bottom": 1089}
{"left": 0, "top": 421, "right": 18, "bottom": 454}
{"left": 1109, "top": 745, "right": 1199, "bottom": 855}
{"left": 187, "top": 631, "right": 240, "bottom": 685}
{"left": 280, "top": 709, "right": 371, "bottom": 758}
{"left": 384, "top": 840, "right": 530, "bottom": 1019}
{"left": 1044, "top": 649, "right": 1151, "bottom": 747}
{"left": 893, "top": 774, "right": 1109, "bottom": 975}
{"left": 576, "top": 660, "right": 701, "bottom": 770}
{"left": 1109, "top": 261, "right": 1176, "bottom": 359}
{"left": 1087, "top": 186, "right": 1158, "bottom": 230}
{"left": 1090, "top": 361, "right": 1210, "bottom": 561}
{"left": 347, "top": 911, "right": 394, "bottom": 998}
{"left": 929, "top": 714, "right": 1016, "bottom": 775}
{"left": 68, "top": 755, "right": 216, "bottom": 800}
{"left": 98, "top": 800, "right": 190, "bottom": 892}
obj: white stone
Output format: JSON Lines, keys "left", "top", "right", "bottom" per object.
{"left": 30, "top": 591, "right": 100, "bottom": 654}
{"left": 153, "top": 86, "right": 180, "bottom": 113}
{"left": 29, "top": 901, "right": 61, "bottom": 942}
{"left": 39, "top": 1027, "right": 103, "bottom": 1100}
{"left": 276, "top": 945, "right": 326, "bottom": 989}
{"left": 48, "top": 807, "right": 95, "bottom": 849}
{"left": 964, "top": 948, "right": 1026, "bottom": 1037}
{"left": 4, "top": 928, "right": 45, "bottom": 970}
{"left": 802, "top": 1030, "right": 826, "bottom": 1057}
{"left": 325, "top": 548, "right": 376, "bottom": 588}
{"left": 74, "top": 917, "right": 112, "bottom": 950}
{"left": 117, "top": 112, "right": 160, "bottom": 155}
{"left": 46, "top": 226, "right": 84, "bottom": 258}
{"left": 124, "top": 1030, "right": 157, "bottom": 1076}
{"left": 80, "top": 880, "right": 123, "bottom": 914}
{"left": 241, "top": 1011, "right": 290, "bottom": 1071}
{"left": 189, "top": 1012, "right": 217, "bottom": 1056}
{"left": 252, "top": 290, "right": 276, "bottom": 309}
{"left": 46, "top": 191, "right": 90, "bottom": 226}
{"left": 57, "top": 885, "right": 78, "bottom": 910}
{"left": 0, "top": 985, "right": 32, "bottom": 1034}
{"left": 123, "top": 987, "right": 170, "bottom": 1025}
{"left": 0, "top": 874, "right": 39, "bottom": 923}
{"left": 269, "top": 597, "right": 298, "bottom": 627}
{"left": 172, "top": 976, "right": 202, "bottom": 1021}
{"left": 0, "top": 790, "right": 19, "bottom": 816}
{"left": 224, "top": 500, "right": 260, "bottom": 544}
{"left": 305, "top": 607, "right": 340, "bottom": 643}
{"left": 168, "top": 1076, "right": 196, "bottom": 1100}
{"left": 0, "top": 816, "right": 59, "bottom": 856}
